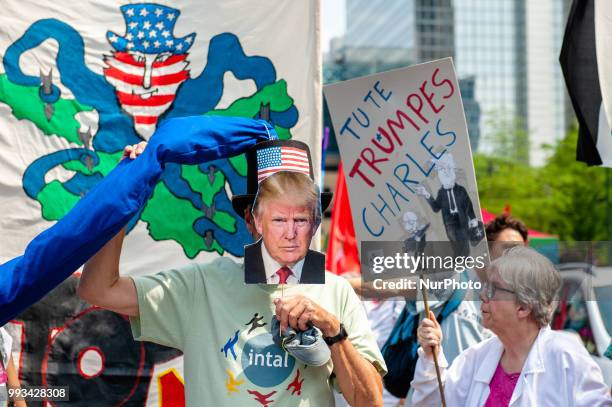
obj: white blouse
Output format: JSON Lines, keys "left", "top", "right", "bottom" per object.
{"left": 411, "top": 327, "right": 612, "bottom": 407}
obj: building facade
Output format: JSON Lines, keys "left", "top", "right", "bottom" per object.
{"left": 454, "top": 0, "right": 570, "bottom": 164}
{"left": 326, "top": 0, "right": 572, "bottom": 165}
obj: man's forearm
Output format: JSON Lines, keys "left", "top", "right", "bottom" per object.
{"left": 78, "top": 227, "right": 126, "bottom": 302}
{"left": 330, "top": 340, "right": 383, "bottom": 407}
{"left": 78, "top": 226, "right": 139, "bottom": 316}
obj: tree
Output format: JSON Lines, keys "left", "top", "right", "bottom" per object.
{"left": 481, "top": 110, "right": 530, "bottom": 166}
{"left": 537, "top": 127, "right": 607, "bottom": 241}
{"left": 475, "top": 125, "right": 608, "bottom": 241}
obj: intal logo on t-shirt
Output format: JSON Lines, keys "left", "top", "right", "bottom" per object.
{"left": 241, "top": 333, "right": 295, "bottom": 387}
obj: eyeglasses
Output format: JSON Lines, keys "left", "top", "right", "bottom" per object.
{"left": 482, "top": 281, "right": 516, "bottom": 300}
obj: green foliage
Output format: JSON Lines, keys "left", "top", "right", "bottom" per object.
{"left": 481, "top": 111, "right": 530, "bottom": 165}
{"left": 538, "top": 127, "right": 607, "bottom": 240}
{"left": 474, "top": 153, "right": 538, "bottom": 217}
{"left": 475, "top": 126, "right": 609, "bottom": 241}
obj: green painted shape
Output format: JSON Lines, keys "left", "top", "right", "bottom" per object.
{"left": 208, "top": 80, "right": 295, "bottom": 176}
{"left": 180, "top": 165, "right": 236, "bottom": 233}
{"left": 37, "top": 180, "right": 80, "bottom": 220}
{"left": 63, "top": 151, "right": 123, "bottom": 176}
{"left": 209, "top": 79, "right": 294, "bottom": 117}
{"left": 274, "top": 125, "right": 291, "bottom": 140}
{"left": 0, "top": 74, "right": 93, "bottom": 145}
{"left": 212, "top": 210, "right": 236, "bottom": 233}
{"left": 229, "top": 154, "right": 248, "bottom": 177}
{"left": 208, "top": 239, "right": 225, "bottom": 255}
{"left": 141, "top": 182, "right": 225, "bottom": 258}
{"left": 181, "top": 165, "right": 225, "bottom": 207}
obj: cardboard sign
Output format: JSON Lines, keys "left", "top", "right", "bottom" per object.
{"left": 324, "top": 58, "right": 487, "bottom": 260}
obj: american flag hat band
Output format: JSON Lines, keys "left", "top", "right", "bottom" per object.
{"left": 256, "top": 145, "right": 311, "bottom": 183}
{"left": 231, "top": 139, "right": 332, "bottom": 218}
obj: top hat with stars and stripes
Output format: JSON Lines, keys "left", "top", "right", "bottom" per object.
{"left": 106, "top": 4, "right": 195, "bottom": 54}
{"left": 231, "top": 139, "right": 333, "bottom": 218}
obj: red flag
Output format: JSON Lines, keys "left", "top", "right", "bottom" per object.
{"left": 326, "top": 162, "right": 360, "bottom": 275}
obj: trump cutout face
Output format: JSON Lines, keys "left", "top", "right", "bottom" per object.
{"left": 254, "top": 199, "right": 314, "bottom": 267}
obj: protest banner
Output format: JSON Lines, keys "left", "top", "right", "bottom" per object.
{"left": 324, "top": 58, "right": 487, "bottom": 272}
{"left": 0, "top": 1, "right": 320, "bottom": 405}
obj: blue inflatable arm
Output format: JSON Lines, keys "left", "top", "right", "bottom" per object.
{"left": 0, "top": 116, "right": 275, "bottom": 326}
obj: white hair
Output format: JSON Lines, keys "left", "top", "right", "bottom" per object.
{"left": 489, "top": 246, "right": 561, "bottom": 327}
{"left": 434, "top": 153, "right": 456, "bottom": 171}
{"left": 403, "top": 211, "right": 417, "bottom": 222}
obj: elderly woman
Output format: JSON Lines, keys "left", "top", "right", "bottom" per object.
{"left": 411, "top": 246, "right": 611, "bottom": 406}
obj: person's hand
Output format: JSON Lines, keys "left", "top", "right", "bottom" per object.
{"left": 274, "top": 295, "right": 341, "bottom": 337}
{"left": 414, "top": 185, "right": 430, "bottom": 199}
{"left": 417, "top": 310, "right": 442, "bottom": 360}
{"left": 121, "top": 141, "right": 147, "bottom": 161}
{"left": 469, "top": 218, "right": 478, "bottom": 228}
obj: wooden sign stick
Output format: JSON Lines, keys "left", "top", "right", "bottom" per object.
{"left": 420, "top": 276, "right": 447, "bottom": 407}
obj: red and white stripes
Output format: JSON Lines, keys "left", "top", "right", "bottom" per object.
{"left": 103, "top": 51, "right": 189, "bottom": 138}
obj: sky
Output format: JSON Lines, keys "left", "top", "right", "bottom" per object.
{"left": 322, "top": 0, "right": 346, "bottom": 53}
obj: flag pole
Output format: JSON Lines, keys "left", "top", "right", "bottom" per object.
{"left": 420, "top": 276, "right": 447, "bottom": 407}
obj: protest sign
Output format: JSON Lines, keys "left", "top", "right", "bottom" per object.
{"left": 324, "top": 58, "right": 487, "bottom": 268}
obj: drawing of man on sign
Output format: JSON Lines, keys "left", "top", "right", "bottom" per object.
{"left": 415, "top": 153, "right": 483, "bottom": 257}
{"left": 400, "top": 211, "right": 429, "bottom": 256}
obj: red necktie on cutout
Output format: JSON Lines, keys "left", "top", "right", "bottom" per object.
{"left": 276, "top": 266, "right": 292, "bottom": 284}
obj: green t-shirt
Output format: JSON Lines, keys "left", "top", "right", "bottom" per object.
{"left": 130, "top": 257, "right": 386, "bottom": 406}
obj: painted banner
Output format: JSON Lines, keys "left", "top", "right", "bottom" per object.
{"left": 324, "top": 59, "right": 487, "bottom": 260}
{"left": 0, "top": 1, "right": 320, "bottom": 405}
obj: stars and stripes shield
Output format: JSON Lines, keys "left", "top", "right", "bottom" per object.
{"left": 256, "top": 146, "right": 311, "bottom": 183}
